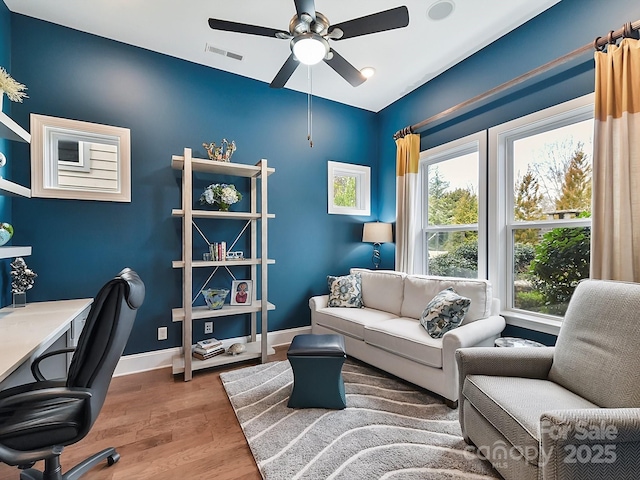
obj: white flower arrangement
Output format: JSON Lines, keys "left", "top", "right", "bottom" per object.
{"left": 200, "top": 183, "right": 242, "bottom": 210}
{"left": 0, "top": 67, "right": 28, "bottom": 103}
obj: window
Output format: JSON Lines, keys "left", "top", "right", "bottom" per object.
{"left": 327, "top": 161, "right": 371, "bottom": 215}
{"left": 489, "top": 94, "right": 594, "bottom": 328}
{"left": 420, "top": 132, "right": 487, "bottom": 278}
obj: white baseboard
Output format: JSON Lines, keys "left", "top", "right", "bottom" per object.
{"left": 113, "top": 325, "right": 311, "bottom": 377}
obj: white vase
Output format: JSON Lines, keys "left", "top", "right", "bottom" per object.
{"left": 0, "top": 91, "right": 3, "bottom": 112}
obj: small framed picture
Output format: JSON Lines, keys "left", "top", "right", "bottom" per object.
{"left": 231, "top": 280, "right": 253, "bottom": 306}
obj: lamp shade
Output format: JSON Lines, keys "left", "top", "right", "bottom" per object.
{"left": 362, "top": 222, "right": 393, "bottom": 244}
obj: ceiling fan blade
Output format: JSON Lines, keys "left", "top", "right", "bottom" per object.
{"left": 294, "top": 0, "right": 316, "bottom": 21}
{"left": 324, "top": 49, "right": 366, "bottom": 87}
{"left": 208, "top": 18, "right": 289, "bottom": 38}
{"left": 270, "top": 54, "right": 300, "bottom": 88}
{"left": 330, "top": 6, "right": 409, "bottom": 40}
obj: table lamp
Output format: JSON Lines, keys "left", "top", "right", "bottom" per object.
{"left": 362, "top": 222, "right": 393, "bottom": 269}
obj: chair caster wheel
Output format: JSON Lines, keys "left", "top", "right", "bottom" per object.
{"left": 107, "top": 453, "right": 120, "bottom": 466}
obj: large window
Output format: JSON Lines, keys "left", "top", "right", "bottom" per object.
{"left": 489, "top": 94, "right": 594, "bottom": 327}
{"left": 420, "top": 132, "right": 487, "bottom": 278}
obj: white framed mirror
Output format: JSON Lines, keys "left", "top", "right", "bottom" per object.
{"left": 30, "top": 114, "right": 131, "bottom": 202}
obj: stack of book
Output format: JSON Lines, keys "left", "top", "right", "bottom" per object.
{"left": 209, "top": 242, "right": 227, "bottom": 261}
{"left": 192, "top": 338, "right": 225, "bottom": 360}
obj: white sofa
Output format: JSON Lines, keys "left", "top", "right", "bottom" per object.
{"left": 310, "top": 268, "right": 505, "bottom": 407}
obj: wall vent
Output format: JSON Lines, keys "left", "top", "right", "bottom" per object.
{"left": 205, "top": 43, "right": 243, "bottom": 61}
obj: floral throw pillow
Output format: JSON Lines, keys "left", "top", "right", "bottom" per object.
{"left": 327, "top": 273, "right": 363, "bottom": 308}
{"left": 420, "top": 287, "right": 471, "bottom": 338}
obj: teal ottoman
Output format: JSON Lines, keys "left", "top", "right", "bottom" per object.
{"left": 287, "top": 334, "right": 347, "bottom": 409}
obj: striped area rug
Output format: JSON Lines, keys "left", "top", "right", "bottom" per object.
{"left": 220, "top": 359, "right": 500, "bottom": 480}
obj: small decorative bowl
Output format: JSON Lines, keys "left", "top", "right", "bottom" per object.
{"left": 202, "top": 288, "right": 229, "bottom": 310}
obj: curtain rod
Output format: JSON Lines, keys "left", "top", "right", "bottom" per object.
{"left": 393, "top": 19, "right": 640, "bottom": 140}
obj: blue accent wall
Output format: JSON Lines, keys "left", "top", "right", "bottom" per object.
{"left": 5, "top": 0, "right": 640, "bottom": 351}
{"left": 377, "top": 0, "right": 640, "bottom": 343}
{"left": 9, "top": 14, "right": 378, "bottom": 354}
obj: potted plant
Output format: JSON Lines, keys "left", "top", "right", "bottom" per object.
{"left": 200, "top": 183, "right": 242, "bottom": 211}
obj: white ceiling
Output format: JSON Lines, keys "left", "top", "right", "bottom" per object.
{"left": 4, "top": 0, "right": 561, "bottom": 112}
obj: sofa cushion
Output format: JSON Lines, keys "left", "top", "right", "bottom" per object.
{"left": 313, "top": 306, "right": 398, "bottom": 340}
{"left": 327, "top": 273, "right": 363, "bottom": 308}
{"left": 420, "top": 288, "right": 470, "bottom": 338}
{"left": 548, "top": 279, "right": 640, "bottom": 408}
{"left": 463, "top": 375, "right": 598, "bottom": 464}
{"left": 363, "top": 317, "right": 443, "bottom": 368}
{"left": 401, "top": 275, "right": 492, "bottom": 323}
{"left": 350, "top": 269, "right": 405, "bottom": 316}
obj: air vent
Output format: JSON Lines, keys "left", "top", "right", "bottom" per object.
{"left": 205, "top": 43, "right": 243, "bottom": 61}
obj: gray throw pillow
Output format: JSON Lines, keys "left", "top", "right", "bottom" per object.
{"left": 327, "top": 273, "right": 363, "bottom": 308}
{"left": 420, "top": 287, "right": 471, "bottom": 338}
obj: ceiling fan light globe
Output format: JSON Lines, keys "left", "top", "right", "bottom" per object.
{"left": 291, "top": 34, "right": 329, "bottom": 65}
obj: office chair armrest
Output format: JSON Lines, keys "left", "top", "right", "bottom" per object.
{"left": 0, "top": 386, "right": 91, "bottom": 409}
{"left": 0, "top": 443, "right": 64, "bottom": 467}
{"left": 31, "top": 348, "right": 76, "bottom": 381}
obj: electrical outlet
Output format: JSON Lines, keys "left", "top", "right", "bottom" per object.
{"left": 204, "top": 322, "right": 214, "bottom": 334}
{"left": 158, "top": 326, "right": 168, "bottom": 341}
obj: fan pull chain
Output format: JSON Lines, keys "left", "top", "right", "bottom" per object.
{"left": 307, "top": 65, "right": 313, "bottom": 148}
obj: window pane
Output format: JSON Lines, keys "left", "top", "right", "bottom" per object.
{"left": 333, "top": 174, "right": 357, "bottom": 208}
{"left": 427, "top": 153, "right": 478, "bottom": 226}
{"left": 427, "top": 231, "right": 478, "bottom": 278}
{"left": 512, "top": 226, "right": 590, "bottom": 316}
{"left": 512, "top": 119, "right": 593, "bottom": 222}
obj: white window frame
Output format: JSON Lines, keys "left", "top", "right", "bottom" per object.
{"left": 419, "top": 131, "right": 488, "bottom": 278}
{"left": 327, "top": 161, "right": 371, "bottom": 216}
{"left": 488, "top": 93, "right": 594, "bottom": 335}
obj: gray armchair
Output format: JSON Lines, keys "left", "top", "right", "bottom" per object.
{"left": 456, "top": 279, "right": 640, "bottom": 480}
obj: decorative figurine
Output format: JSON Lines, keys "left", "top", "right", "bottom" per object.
{"left": 227, "top": 343, "right": 246, "bottom": 355}
{"left": 0, "top": 222, "right": 13, "bottom": 246}
{"left": 202, "top": 139, "right": 236, "bottom": 162}
{"left": 10, "top": 257, "right": 37, "bottom": 293}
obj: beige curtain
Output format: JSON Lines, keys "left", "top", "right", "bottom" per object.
{"left": 591, "top": 38, "right": 640, "bottom": 281}
{"left": 395, "top": 133, "right": 421, "bottom": 273}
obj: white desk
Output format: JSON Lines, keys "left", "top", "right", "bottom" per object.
{"left": 0, "top": 298, "right": 93, "bottom": 384}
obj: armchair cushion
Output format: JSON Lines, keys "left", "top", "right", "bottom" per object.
{"left": 549, "top": 279, "right": 640, "bottom": 408}
{"left": 463, "top": 375, "right": 598, "bottom": 463}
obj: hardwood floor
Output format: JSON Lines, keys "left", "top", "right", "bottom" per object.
{"left": 0, "top": 346, "right": 288, "bottom": 480}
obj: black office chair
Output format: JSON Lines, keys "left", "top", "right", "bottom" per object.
{"left": 0, "top": 268, "right": 145, "bottom": 480}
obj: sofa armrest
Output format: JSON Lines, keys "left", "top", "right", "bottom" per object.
{"left": 443, "top": 315, "right": 506, "bottom": 353}
{"left": 540, "top": 408, "right": 640, "bottom": 479}
{"left": 309, "top": 295, "right": 328, "bottom": 311}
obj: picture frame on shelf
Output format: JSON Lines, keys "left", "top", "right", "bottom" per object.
{"left": 231, "top": 280, "right": 252, "bottom": 306}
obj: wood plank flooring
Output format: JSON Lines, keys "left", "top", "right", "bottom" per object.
{"left": 0, "top": 346, "right": 288, "bottom": 480}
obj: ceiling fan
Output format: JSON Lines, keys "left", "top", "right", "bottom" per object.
{"left": 208, "top": 0, "right": 409, "bottom": 88}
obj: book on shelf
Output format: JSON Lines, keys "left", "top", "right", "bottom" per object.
{"left": 193, "top": 344, "right": 225, "bottom": 355}
{"left": 208, "top": 242, "right": 227, "bottom": 261}
{"left": 193, "top": 347, "right": 225, "bottom": 361}
{"left": 196, "top": 338, "right": 222, "bottom": 350}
